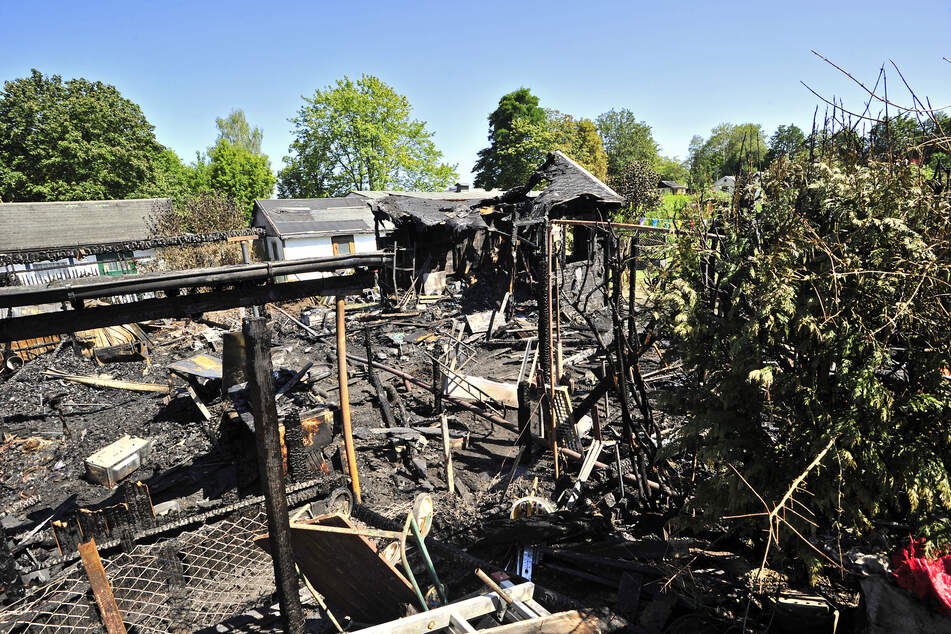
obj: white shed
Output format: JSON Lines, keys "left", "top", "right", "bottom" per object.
{"left": 252, "top": 198, "right": 386, "bottom": 280}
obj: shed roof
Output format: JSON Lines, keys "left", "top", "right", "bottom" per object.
{"left": 524, "top": 151, "right": 624, "bottom": 219}
{"left": 659, "top": 180, "right": 686, "bottom": 189}
{"left": 348, "top": 189, "right": 502, "bottom": 202}
{"left": 253, "top": 198, "right": 384, "bottom": 239}
{"left": 0, "top": 198, "right": 169, "bottom": 253}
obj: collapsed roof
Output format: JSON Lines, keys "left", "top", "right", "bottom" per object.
{"left": 369, "top": 151, "right": 624, "bottom": 233}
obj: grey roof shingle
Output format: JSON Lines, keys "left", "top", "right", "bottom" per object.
{"left": 253, "top": 198, "right": 381, "bottom": 238}
{"left": 0, "top": 198, "right": 169, "bottom": 252}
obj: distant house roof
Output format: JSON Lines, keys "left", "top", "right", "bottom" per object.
{"left": 713, "top": 176, "right": 736, "bottom": 188}
{"left": 253, "top": 198, "right": 388, "bottom": 239}
{"left": 0, "top": 198, "right": 169, "bottom": 253}
{"left": 348, "top": 189, "right": 503, "bottom": 202}
{"left": 659, "top": 180, "right": 686, "bottom": 190}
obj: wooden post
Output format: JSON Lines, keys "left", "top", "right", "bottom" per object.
{"left": 78, "top": 539, "right": 128, "bottom": 634}
{"left": 537, "top": 221, "right": 559, "bottom": 479}
{"left": 336, "top": 297, "right": 362, "bottom": 504}
{"left": 440, "top": 415, "right": 455, "bottom": 495}
{"left": 243, "top": 317, "right": 305, "bottom": 633}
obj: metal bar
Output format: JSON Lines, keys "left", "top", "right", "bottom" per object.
{"left": 337, "top": 297, "right": 362, "bottom": 504}
{"left": 400, "top": 513, "right": 429, "bottom": 611}
{"left": 410, "top": 514, "right": 446, "bottom": 605}
{"left": 243, "top": 317, "right": 305, "bottom": 633}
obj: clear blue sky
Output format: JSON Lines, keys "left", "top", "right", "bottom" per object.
{"left": 2, "top": 0, "right": 950, "bottom": 183}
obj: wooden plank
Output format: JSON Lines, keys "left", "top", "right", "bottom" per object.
{"left": 255, "top": 513, "right": 417, "bottom": 624}
{"left": 0, "top": 272, "right": 372, "bottom": 343}
{"left": 477, "top": 610, "right": 601, "bottom": 633}
{"left": 77, "top": 539, "right": 128, "bottom": 634}
{"left": 351, "top": 583, "right": 537, "bottom": 634}
{"left": 441, "top": 415, "right": 455, "bottom": 495}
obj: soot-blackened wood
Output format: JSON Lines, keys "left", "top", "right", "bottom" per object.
{"left": 0, "top": 272, "right": 372, "bottom": 343}
{"left": 363, "top": 327, "right": 397, "bottom": 428}
{"left": 243, "top": 317, "right": 304, "bottom": 634}
{"left": 284, "top": 411, "right": 314, "bottom": 483}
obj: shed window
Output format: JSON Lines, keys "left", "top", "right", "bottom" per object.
{"left": 332, "top": 235, "right": 355, "bottom": 255}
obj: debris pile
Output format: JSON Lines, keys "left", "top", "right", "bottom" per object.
{"left": 0, "top": 152, "right": 938, "bottom": 632}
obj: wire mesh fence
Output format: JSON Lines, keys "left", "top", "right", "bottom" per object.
{"left": 0, "top": 512, "right": 274, "bottom": 633}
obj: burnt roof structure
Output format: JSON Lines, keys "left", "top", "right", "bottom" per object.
{"left": 252, "top": 198, "right": 383, "bottom": 239}
{"left": 518, "top": 151, "right": 624, "bottom": 221}
{"left": 0, "top": 198, "right": 170, "bottom": 253}
{"left": 370, "top": 151, "right": 623, "bottom": 232}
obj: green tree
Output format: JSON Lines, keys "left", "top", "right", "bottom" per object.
{"left": 655, "top": 155, "right": 689, "bottom": 184}
{"left": 546, "top": 110, "right": 608, "bottom": 181}
{"left": 655, "top": 156, "right": 951, "bottom": 548}
{"left": 279, "top": 75, "right": 456, "bottom": 197}
{"left": 206, "top": 139, "right": 275, "bottom": 216}
{"left": 215, "top": 109, "right": 263, "bottom": 155}
{"left": 610, "top": 159, "right": 661, "bottom": 220}
{"left": 687, "top": 123, "right": 767, "bottom": 186}
{"left": 595, "top": 108, "right": 659, "bottom": 180}
{"left": 473, "top": 88, "right": 547, "bottom": 189}
{"left": 146, "top": 148, "right": 203, "bottom": 207}
{"left": 869, "top": 114, "right": 923, "bottom": 160}
{"left": 766, "top": 123, "right": 805, "bottom": 163}
{"left": 0, "top": 69, "right": 162, "bottom": 202}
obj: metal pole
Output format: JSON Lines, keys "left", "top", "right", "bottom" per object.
{"left": 336, "top": 296, "right": 362, "bottom": 504}
{"left": 243, "top": 317, "right": 304, "bottom": 634}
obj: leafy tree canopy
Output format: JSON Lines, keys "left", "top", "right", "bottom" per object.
{"left": 215, "top": 108, "right": 263, "bottom": 155}
{"left": 0, "top": 69, "right": 162, "bottom": 202}
{"left": 205, "top": 139, "right": 275, "bottom": 217}
{"left": 473, "top": 88, "right": 547, "bottom": 189}
{"left": 279, "top": 75, "right": 456, "bottom": 197}
{"left": 609, "top": 159, "right": 661, "bottom": 220}
{"left": 655, "top": 155, "right": 689, "bottom": 185}
{"left": 546, "top": 110, "right": 608, "bottom": 181}
{"left": 595, "top": 108, "right": 659, "bottom": 180}
{"left": 766, "top": 123, "right": 805, "bottom": 163}
{"left": 687, "top": 122, "right": 767, "bottom": 187}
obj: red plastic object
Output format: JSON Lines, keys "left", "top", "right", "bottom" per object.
{"left": 891, "top": 537, "right": 951, "bottom": 617}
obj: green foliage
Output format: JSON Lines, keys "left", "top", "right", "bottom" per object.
{"left": 595, "top": 108, "right": 659, "bottom": 180}
{"left": 687, "top": 122, "right": 768, "bottom": 187}
{"left": 205, "top": 139, "right": 275, "bottom": 217}
{"left": 545, "top": 110, "right": 608, "bottom": 181}
{"left": 655, "top": 155, "right": 690, "bottom": 185}
{"left": 766, "top": 124, "right": 805, "bottom": 163}
{"left": 474, "top": 88, "right": 547, "bottom": 189}
{"left": 280, "top": 75, "right": 457, "bottom": 197}
{"left": 147, "top": 192, "right": 247, "bottom": 269}
{"left": 654, "top": 156, "right": 951, "bottom": 545}
{"left": 145, "top": 148, "right": 206, "bottom": 208}
{"left": 610, "top": 159, "right": 661, "bottom": 220}
{"left": 215, "top": 109, "right": 263, "bottom": 155}
{"left": 0, "top": 69, "right": 162, "bottom": 202}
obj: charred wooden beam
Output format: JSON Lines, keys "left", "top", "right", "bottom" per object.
{"left": 0, "top": 252, "right": 385, "bottom": 309}
{"left": 0, "top": 272, "right": 373, "bottom": 342}
{"left": 243, "top": 317, "right": 305, "bottom": 633}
